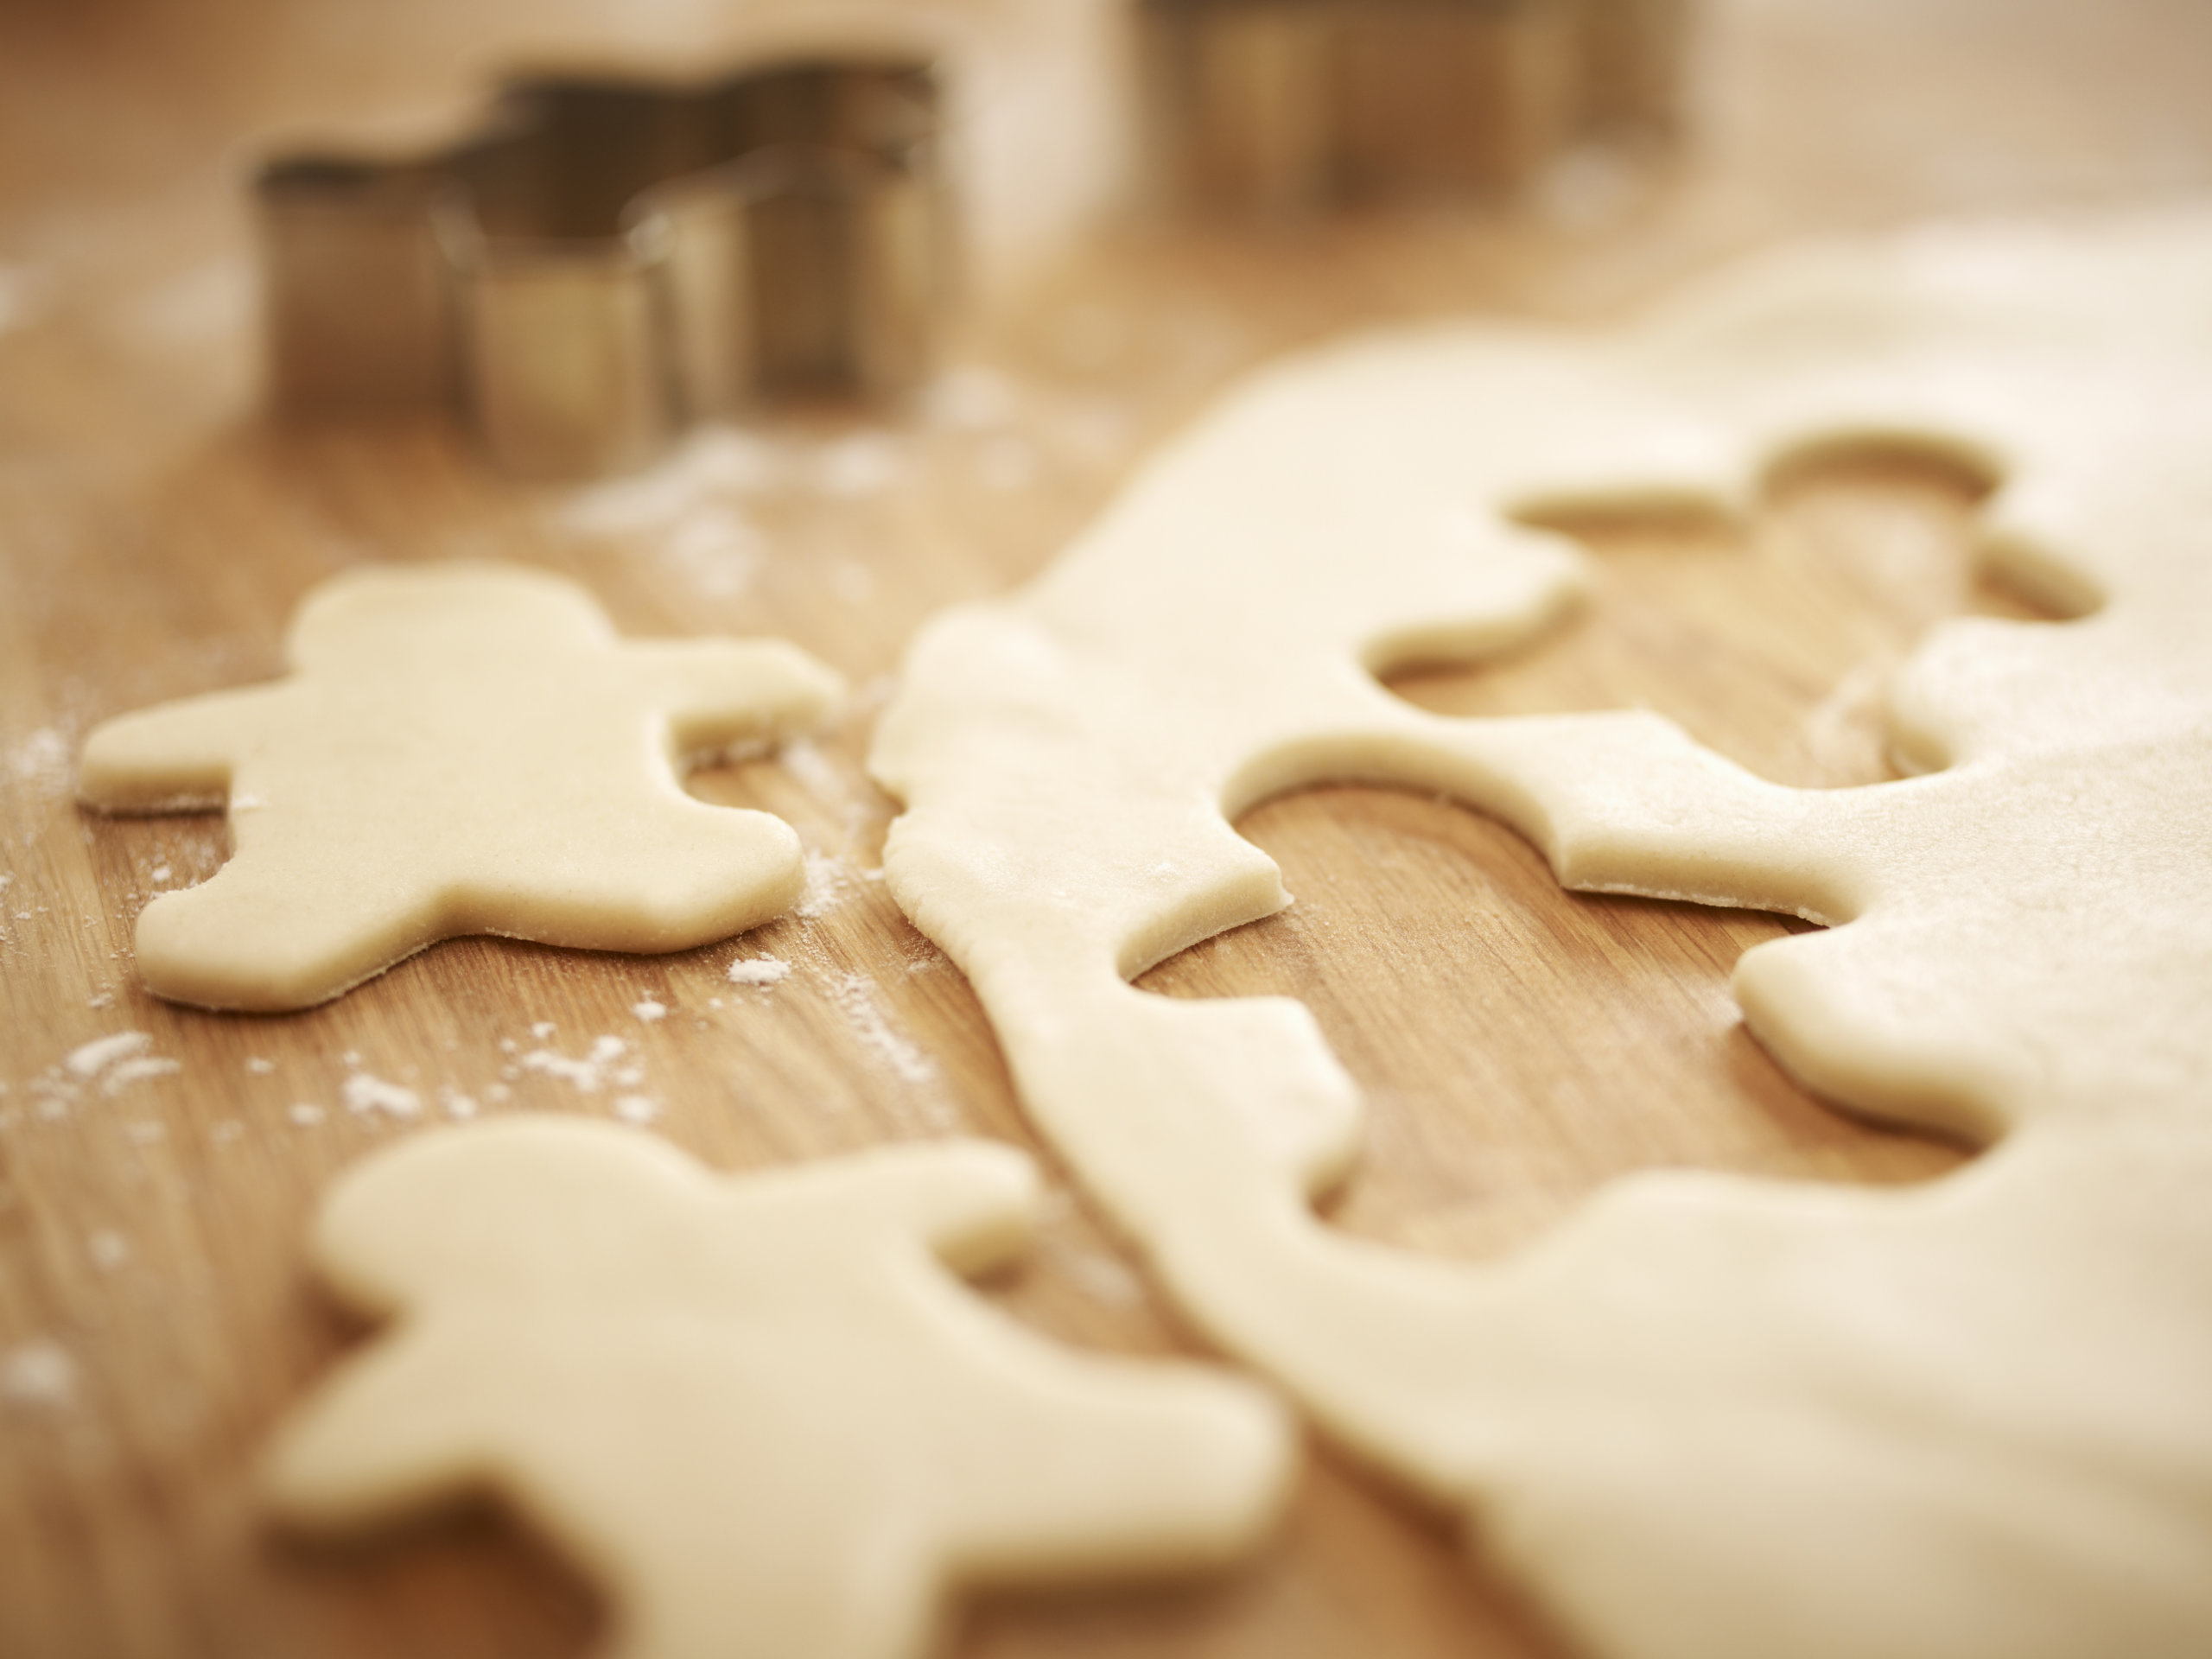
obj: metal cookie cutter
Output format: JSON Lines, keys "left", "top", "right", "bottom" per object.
{"left": 1140, "top": 0, "right": 1688, "bottom": 214}
{"left": 257, "top": 57, "right": 950, "bottom": 477}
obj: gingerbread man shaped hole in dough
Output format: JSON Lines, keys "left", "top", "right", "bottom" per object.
{"left": 869, "top": 213, "right": 2212, "bottom": 1659}
{"left": 264, "top": 1116, "right": 1293, "bottom": 1659}
{"left": 77, "top": 563, "right": 842, "bottom": 1011}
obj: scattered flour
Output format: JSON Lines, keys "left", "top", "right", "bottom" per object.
{"left": 1534, "top": 142, "right": 1647, "bottom": 232}
{"left": 101, "top": 1057, "right": 180, "bottom": 1096}
{"left": 440, "top": 1087, "right": 479, "bottom": 1121}
{"left": 1033, "top": 1198, "right": 1143, "bottom": 1306}
{"left": 660, "top": 504, "right": 764, "bottom": 599}
{"left": 289, "top": 1103, "right": 326, "bottom": 1127}
{"left": 827, "top": 972, "right": 937, "bottom": 1087}
{"left": 148, "top": 864, "right": 172, "bottom": 885}
{"left": 29, "top": 1073, "right": 75, "bottom": 1118}
{"left": 1058, "top": 1247, "right": 1146, "bottom": 1309}
{"left": 613, "top": 1095, "right": 660, "bottom": 1125}
{"left": 520, "top": 1034, "right": 628, "bottom": 1095}
{"left": 1802, "top": 657, "right": 1897, "bottom": 773}
{"left": 795, "top": 853, "right": 861, "bottom": 919}
{"left": 342, "top": 1071, "right": 421, "bottom": 1119}
{"left": 40, "top": 1034, "right": 178, "bottom": 1107}
{"left": 9, "top": 728, "right": 71, "bottom": 795}
{"left": 126, "top": 257, "right": 252, "bottom": 350}
{"left": 924, "top": 365, "right": 1020, "bottom": 431}
{"left": 1, "top": 1340, "right": 75, "bottom": 1408}
{"left": 87, "top": 1230, "right": 129, "bottom": 1272}
{"left": 556, "top": 426, "right": 780, "bottom": 537}
{"left": 728, "top": 954, "right": 792, "bottom": 988}
{"left": 124, "top": 1122, "right": 165, "bottom": 1146}
{"left": 245, "top": 1057, "right": 275, "bottom": 1075}
{"left": 86, "top": 992, "right": 114, "bottom": 1010}
{"left": 811, "top": 431, "right": 905, "bottom": 499}
{"left": 66, "top": 1032, "right": 149, "bottom": 1077}
{"left": 777, "top": 738, "right": 849, "bottom": 805}
{"left": 531, "top": 1022, "right": 556, "bottom": 1040}
{"left": 632, "top": 999, "right": 668, "bottom": 1023}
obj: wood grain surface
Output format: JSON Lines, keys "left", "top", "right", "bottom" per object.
{"left": 3, "top": 2, "right": 2209, "bottom": 1656}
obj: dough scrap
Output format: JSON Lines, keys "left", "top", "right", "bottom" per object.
{"left": 264, "top": 1116, "right": 1292, "bottom": 1659}
{"left": 869, "top": 210, "right": 2212, "bottom": 1659}
{"left": 78, "top": 563, "right": 842, "bottom": 1011}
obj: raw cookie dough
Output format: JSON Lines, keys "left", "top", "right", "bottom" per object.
{"left": 869, "top": 210, "right": 2212, "bottom": 1659}
{"left": 264, "top": 1116, "right": 1292, "bottom": 1659}
{"left": 78, "top": 563, "right": 842, "bottom": 1011}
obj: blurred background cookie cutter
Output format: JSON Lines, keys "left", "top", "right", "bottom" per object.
{"left": 1139, "top": 0, "right": 1689, "bottom": 215}
{"left": 257, "top": 57, "right": 952, "bottom": 478}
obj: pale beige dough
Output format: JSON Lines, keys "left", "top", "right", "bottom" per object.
{"left": 264, "top": 1116, "right": 1292, "bottom": 1659}
{"left": 869, "top": 209, "right": 2212, "bottom": 1659}
{"left": 77, "top": 563, "right": 842, "bottom": 1011}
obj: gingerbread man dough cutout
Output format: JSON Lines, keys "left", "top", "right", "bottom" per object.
{"left": 78, "top": 563, "right": 842, "bottom": 1010}
{"left": 263, "top": 1116, "right": 1292, "bottom": 1659}
{"left": 870, "top": 210, "right": 2212, "bottom": 1659}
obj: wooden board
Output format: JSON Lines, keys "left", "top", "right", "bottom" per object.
{"left": 3, "top": 2, "right": 2209, "bottom": 1656}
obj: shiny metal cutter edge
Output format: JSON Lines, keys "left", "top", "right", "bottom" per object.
{"left": 257, "top": 56, "right": 952, "bottom": 478}
{"left": 1140, "top": 0, "right": 1689, "bottom": 215}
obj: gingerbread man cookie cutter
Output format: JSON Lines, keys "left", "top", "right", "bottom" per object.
{"left": 258, "top": 55, "right": 950, "bottom": 477}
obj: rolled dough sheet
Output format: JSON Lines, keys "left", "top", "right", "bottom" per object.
{"left": 264, "top": 1116, "right": 1294, "bottom": 1659}
{"left": 78, "top": 562, "right": 842, "bottom": 1012}
{"left": 868, "top": 209, "right": 2212, "bottom": 1659}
